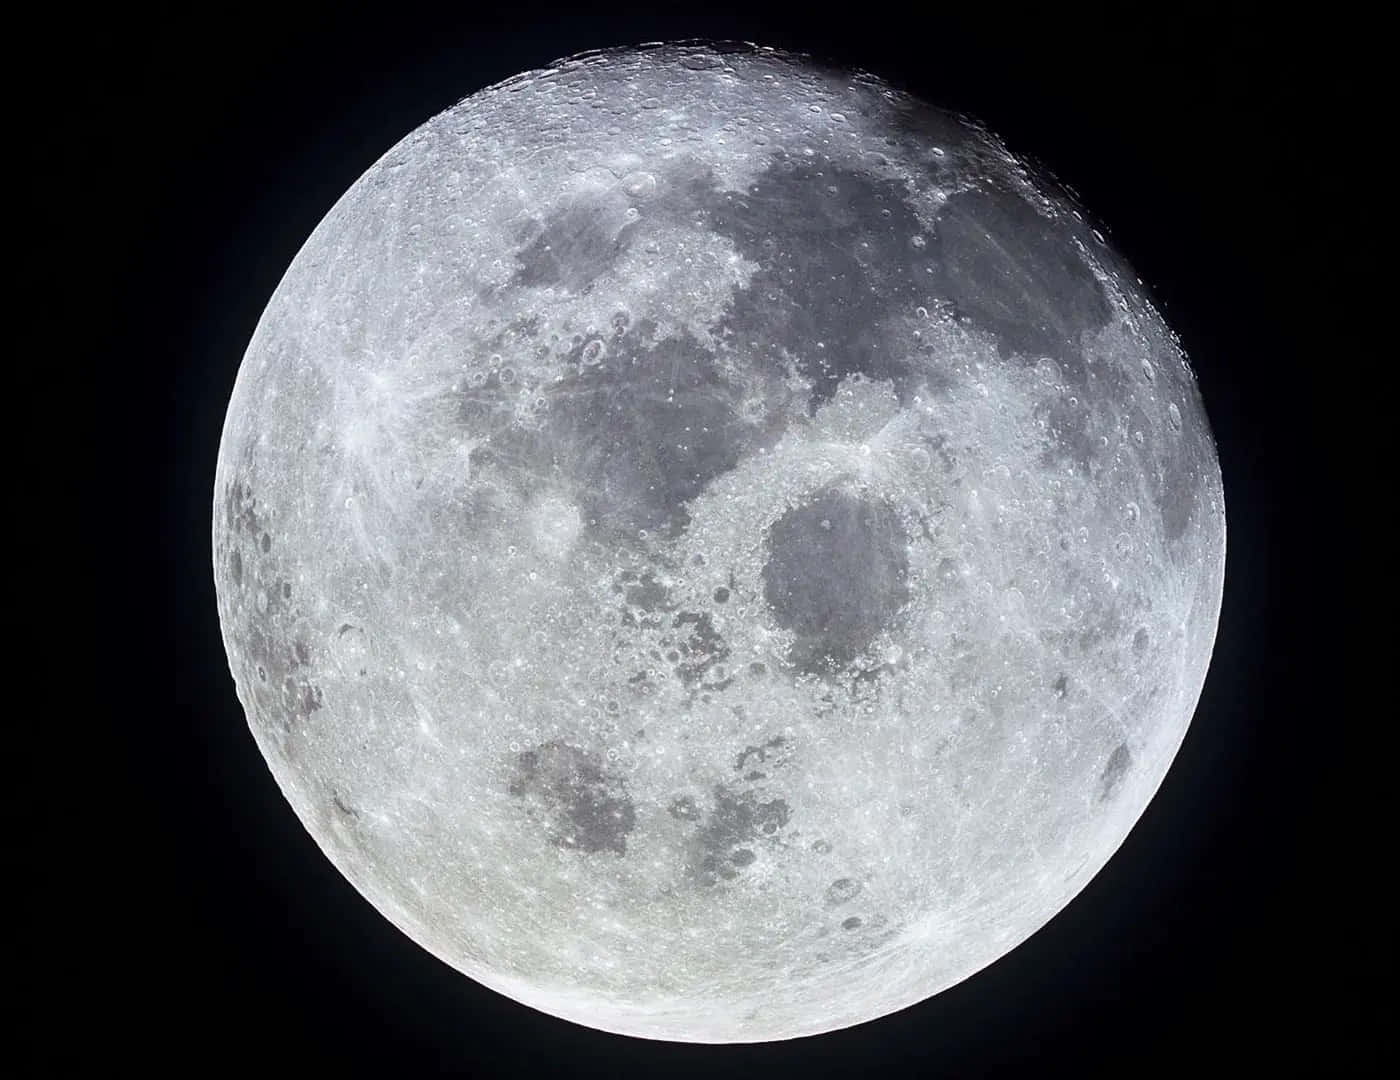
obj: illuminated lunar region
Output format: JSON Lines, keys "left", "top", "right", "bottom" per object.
{"left": 213, "top": 43, "right": 1225, "bottom": 1042}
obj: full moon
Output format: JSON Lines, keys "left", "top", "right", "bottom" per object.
{"left": 213, "top": 43, "right": 1224, "bottom": 1042}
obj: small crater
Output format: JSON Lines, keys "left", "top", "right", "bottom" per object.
{"left": 841, "top": 916, "right": 862, "bottom": 931}
{"left": 1133, "top": 628, "right": 1150, "bottom": 653}
{"left": 811, "top": 839, "right": 832, "bottom": 854}
{"left": 730, "top": 848, "right": 756, "bottom": 867}
{"left": 1052, "top": 673, "right": 1069, "bottom": 697}
{"left": 826, "top": 877, "right": 862, "bottom": 905}
{"left": 260, "top": 532, "right": 271, "bottom": 554}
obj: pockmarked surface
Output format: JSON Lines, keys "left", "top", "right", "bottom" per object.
{"left": 213, "top": 43, "right": 1225, "bottom": 1042}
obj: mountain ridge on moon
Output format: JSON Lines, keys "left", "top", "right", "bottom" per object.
{"left": 213, "top": 41, "right": 1224, "bottom": 1042}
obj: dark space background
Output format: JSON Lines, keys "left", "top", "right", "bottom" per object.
{"left": 53, "top": 7, "right": 1363, "bottom": 1076}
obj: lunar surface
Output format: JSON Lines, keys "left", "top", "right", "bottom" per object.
{"left": 213, "top": 43, "right": 1225, "bottom": 1042}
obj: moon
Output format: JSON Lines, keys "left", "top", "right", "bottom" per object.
{"left": 213, "top": 42, "right": 1224, "bottom": 1042}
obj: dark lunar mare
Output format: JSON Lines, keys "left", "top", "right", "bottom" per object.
{"left": 613, "top": 567, "right": 732, "bottom": 691}
{"left": 762, "top": 488, "right": 911, "bottom": 674}
{"left": 220, "top": 479, "right": 323, "bottom": 734}
{"left": 924, "top": 187, "right": 1112, "bottom": 369}
{"left": 466, "top": 318, "right": 773, "bottom": 542}
{"left": 1099, "top": 742, "right": 1132, "bottom": 801}
{"left": 467, "top": 150, "right": 1131, "bottom": 549}
{"left": 508, "top": 740, "right": 637, "bottom": 855}
{"left": 686, "top": 784, "right": 792, "bottom": 887}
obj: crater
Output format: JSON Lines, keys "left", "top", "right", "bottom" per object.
{"left": 508, "top": 740, "right": 637, "bottom": 855}
{"left": 762, "top": 488, "right": 910, "bottom": 674}
{"left": 825, "top": 877, "right": 862, "bottom": 905}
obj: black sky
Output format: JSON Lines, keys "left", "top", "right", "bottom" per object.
{"left": 56, "top": 7, "right": 1364, "bottom": 1076}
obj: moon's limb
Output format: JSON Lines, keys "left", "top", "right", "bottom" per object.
{"left": 213, "top": 43, "right": 1224, "bottom": 1042}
